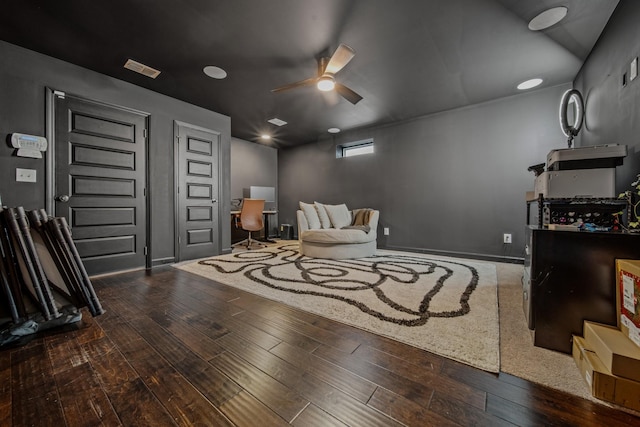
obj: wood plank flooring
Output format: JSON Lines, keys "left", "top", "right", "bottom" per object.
{"left": 3, "top": 265, "right": 640, "bottom": 426}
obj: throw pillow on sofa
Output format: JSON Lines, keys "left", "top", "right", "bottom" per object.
{"left": 342, "top": 208, "right": 373, "bottom": 232}
{"left": 352, "top": 208, "right": 373, "bottom": 226}
{"left": 314, "top": 202, "right": 332, "bottom": 229}
{"left": 299, "top": 201, "right": 321, "bottom": 229}
{"left": 323, "top": 203, "right": 352, "bottom": 228}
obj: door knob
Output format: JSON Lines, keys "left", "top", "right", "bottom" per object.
{"left": 212, "top": 199, "right": 217, "bottom": 203}
{"left": 56, "top": 195, "right": 70, "bottom": 203}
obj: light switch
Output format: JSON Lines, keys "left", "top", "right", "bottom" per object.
{"left": 631, "top": 57, "right": 638, "bottom": 82}
{"left": 16, "top": 168, "right": 36, "bottom": 183}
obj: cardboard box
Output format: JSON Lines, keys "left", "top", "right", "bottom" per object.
{"left": 525, "top": 191, "right": 536, "bottom": 202}
{"left": 583, "top": 321, "right": 640, "bottom": 382}
{"left": 616, "top": 259, "right": 640, "bottom": 348}
{"left": 547, "top": 224, "right": 579, "bottom": 231}
{"left": 573, "top": 335, "right": 640, "bottom": 410}
{"left": 573, "top": 336, "right": 615, "bottom": 401}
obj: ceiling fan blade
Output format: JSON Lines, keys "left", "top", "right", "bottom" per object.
{"left": 335, "top": 83, "right": 363, "bottom": 104}
{"left": 324, "top": 43, "right": 355, "bottom": 75}
{"left": 271, "top": 77, "right": 317, "bottom": 93}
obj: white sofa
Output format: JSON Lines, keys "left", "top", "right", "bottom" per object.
{"left": 297, "top": 204, "right": 379, "bottom": 259}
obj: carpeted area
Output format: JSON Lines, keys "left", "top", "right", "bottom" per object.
{"left": 177, "top": 243, "right": 640, "bottom": 412}
{"left": 496, "top": 261, "right": 593, "bottom": 400}
{"left": 497, "top": 262, "right": 640, "bottom": 416}
{"left": 177, "top": 243, "right": 500, "bottom": 372}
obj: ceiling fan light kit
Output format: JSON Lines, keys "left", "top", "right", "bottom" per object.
{"left": 272, "top": 43, "right": 362, "bottom": 104}
{"left": 317, "top": 76, "right": 335, "bottom": 91}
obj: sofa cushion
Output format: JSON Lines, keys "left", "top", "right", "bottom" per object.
{"left": 314, "top": 202, "right": 332, "bottom": 229}
{"left": 299, "top": 201, "right": 321, "bottom": 229}
{"left": 301, "top": 228, "right": 376, "bottom": 244}
{"left": 324, "top": 203, "right": 352, "bottom": 228}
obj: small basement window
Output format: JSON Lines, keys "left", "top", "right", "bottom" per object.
{"left": 336, "top": 138, "right": 374, "bottom": 158}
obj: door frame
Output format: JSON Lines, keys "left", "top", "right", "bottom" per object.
{"left": 173, "top": 121, "right": 224, "bottom": 262}
{"left": 45, "top": 87, "right": 152, "bottom": 270}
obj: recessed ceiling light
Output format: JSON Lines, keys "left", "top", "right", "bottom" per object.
{"left": 517, "top": 78, "right": 543, "bottom": 90}
{"left": 260, "top": 134, "right": 271, "bottom": 140}
{"left": 203, "top": 66, "right": 227, "bottom": 79}
{"left": 267, "top": 118, "right": 287, "bottom": 127}
{"left": 328, "top": 128, "right": 341, "bottom": 134}
{"left": 528, "top": 7, "right": 568, "bottom": 31}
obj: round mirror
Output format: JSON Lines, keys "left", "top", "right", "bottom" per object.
{"left": 559, "top": 89, "right": 584, "bottom": 148}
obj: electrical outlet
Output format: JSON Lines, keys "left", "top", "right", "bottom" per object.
{"left": 16, "top": 168, "right": 36, "bottom": 183}
{"left": 503, "top": 233, "right": 512, "bottom": 244}
{"left": 383, "top": 227, "right": 390, "bottom": 236}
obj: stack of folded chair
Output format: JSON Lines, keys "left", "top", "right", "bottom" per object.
{"left": 0, "top": 206, "right": 104, "bottom": 346}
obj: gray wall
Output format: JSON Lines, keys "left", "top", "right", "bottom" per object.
{"left": 279, "top": 84, "right": 571, "bottom": 261}
{"left": 231, "top": 137, "right": 278, "bottom": 236}
{"left": 574, "top": 0, "right": 640, "bottom": 193}
{"left": 0, "top": 41, "right": 231, "bottom": 266}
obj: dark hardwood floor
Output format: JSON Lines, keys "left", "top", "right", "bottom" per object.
{"left": 3, "top": 266, "right": 640, "bottom": 426}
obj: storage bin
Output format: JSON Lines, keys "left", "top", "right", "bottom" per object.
{"left": 280, "top": 223, "right": 293, "bottom": 240}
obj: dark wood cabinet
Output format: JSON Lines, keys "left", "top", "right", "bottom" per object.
{"left": 524, "top": 226, "right": 640, "bottom": 354}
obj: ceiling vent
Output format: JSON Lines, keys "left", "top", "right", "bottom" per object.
{"left": 267, "top": 118, "right": 288, "bottom": 127}
{"left": 124, "top": 59, "right": 161, "bottom": 79}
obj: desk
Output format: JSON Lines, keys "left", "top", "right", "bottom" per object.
{"left": 524, "top": 226, "right": 640, "bottom": 353}
{"left": 231, "top": 210, "right": 277, "bottom": 243}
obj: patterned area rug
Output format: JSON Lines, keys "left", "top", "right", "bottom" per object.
{"left": 176, "top": 243, "right": 500, "bottom": 372}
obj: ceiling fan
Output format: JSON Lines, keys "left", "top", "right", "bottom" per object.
{"left": 271, "top": 43, "right": 363, "bottom": 105}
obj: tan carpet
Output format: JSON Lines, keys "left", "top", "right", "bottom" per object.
{"left": 499, "top": 261, "right": 640, "bottom": 417}
{"left": 177, "top": 243, "right": 500, "bottom": 372}
{"left": 178, "top": 243, "right": 640, "bottom": 409}
{"left": 495, "top": 261, "right": 592, "bottom": 400}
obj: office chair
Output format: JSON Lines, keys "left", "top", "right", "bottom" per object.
{"left": 233, "top": 198, "right": 267, "bottom": 250}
